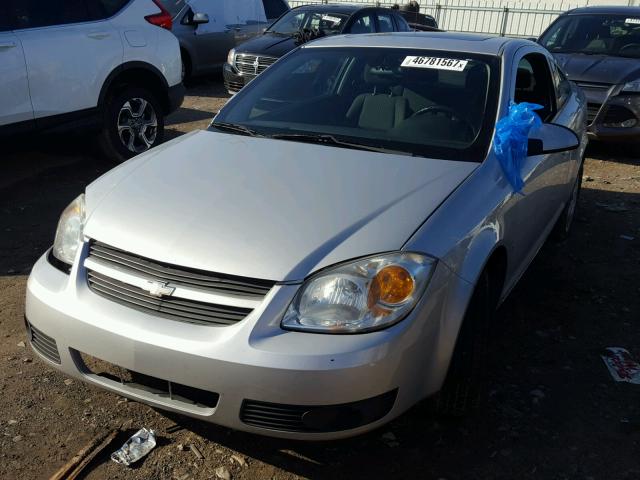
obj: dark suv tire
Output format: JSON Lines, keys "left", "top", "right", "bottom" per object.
{"left": 98, "top": 86, "right": 165, "bottom": 163}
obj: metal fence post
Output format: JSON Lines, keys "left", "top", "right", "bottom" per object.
{"left": 500, "top": 7, "right": 509, "bottom": 37}
{"left": 434, "top": 4, "right": 442, "bottom": 26}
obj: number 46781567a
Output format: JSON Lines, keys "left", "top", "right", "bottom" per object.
{"left": 401, "top": 56, "right": 469, "bottom": 72}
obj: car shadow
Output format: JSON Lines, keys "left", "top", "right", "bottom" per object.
{"left": 586, "top": 140, "right": 639, "bottom": 165}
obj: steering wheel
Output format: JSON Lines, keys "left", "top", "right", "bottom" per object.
{"left": 411, "top": 105, "right": 476, "bottom": 136}
{"left": 619, "top": 43, "right": 640, "bottom": 54}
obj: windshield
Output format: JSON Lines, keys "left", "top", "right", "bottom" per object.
{"left": 541, "top": 14, "right": 640, "bottom": 58}
{"left": 267, "top": 10, "right": 349, "bottom": 35}
{"left": 213, "top": 48, "right": 499, "bottom": 162}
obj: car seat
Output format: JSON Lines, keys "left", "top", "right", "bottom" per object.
{"left": 346, "top": 65, "right": 408, "bottom": 130}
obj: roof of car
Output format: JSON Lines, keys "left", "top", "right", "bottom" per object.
{"left": 291, "top": 3, "right": 392, "bottom": 14}
{"left": 303, "top": 32, "right": 517, "bottom": 55}
{"left": 565, "top": 5, "right": 640, "bottom": 16}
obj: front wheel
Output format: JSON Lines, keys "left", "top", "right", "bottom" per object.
{"left": 435, "top": 269, "right": 493, "bottom": 417}
{"left": 98, "top": 86, "right": 164, "bottom": 163}
{"left": 552, "top": 162, "right": 583, "bottom": 241}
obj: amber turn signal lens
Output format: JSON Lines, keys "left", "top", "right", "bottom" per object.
{"left": 368, "top": 265, "right": 415, "bottom": 307}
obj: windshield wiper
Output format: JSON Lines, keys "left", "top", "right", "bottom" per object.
{"left": 269, "top": 133, "right": 414, "bottom": 156}
{"left": 210, "top": 122, "right": 261, "bottom": 137}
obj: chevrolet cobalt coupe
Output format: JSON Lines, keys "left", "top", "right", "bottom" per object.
{"left": 26, "top": 33, "right": 587, "bottom": 440}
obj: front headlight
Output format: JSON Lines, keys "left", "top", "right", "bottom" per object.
{"left": 622, "top": 79, "right": 640, "bottom": 93}
{"left": 282, "top": 252, "right": 435, "bottom": 334}
{"left": 52, "top": 194, "right": 86, "bottom": 267}
{"left": 227, "top": 48, "right": 236, "bottom": 66}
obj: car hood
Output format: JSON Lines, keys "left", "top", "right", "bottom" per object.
{"left": 84, "top": 130, "right": 477, "bottom": 282}
{"left": 235, "top": 32, "right": 299, "bottom": 58}
{"left": 553, "top": 53, "right": 640, "bottom": 85}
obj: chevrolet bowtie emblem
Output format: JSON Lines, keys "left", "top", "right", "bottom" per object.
{"left": 144, "top": 280, "right": 176, "bottom": 297}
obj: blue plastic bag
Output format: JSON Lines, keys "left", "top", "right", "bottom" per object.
{"left": 493, "top": 102, "right": 543, "bottom": 193}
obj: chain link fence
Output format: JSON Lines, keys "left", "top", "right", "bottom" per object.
{"left": 286, "top": 0, "right": 638, "bottom": 37}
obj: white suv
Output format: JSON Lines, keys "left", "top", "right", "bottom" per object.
{"left": 0, "top": 0, "right": 184, "bottom": 162}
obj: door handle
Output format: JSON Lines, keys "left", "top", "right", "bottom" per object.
{"left": 87, "top": 32, "right": 111, "bottom": 40}
{"left": 0, "top": 41, "right": 16, "bottom": 49}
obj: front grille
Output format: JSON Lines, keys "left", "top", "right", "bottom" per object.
{"left": 88, "top": 242, "right": 274, "bottom": 298}
{"left": 76, "top": 351, "right": 219, "bottom": 409}
{"left": 587, "top": 102, "right": 601, "bottom": 125}
{"left": 575, "top": 81, "right": 611, "bottom": 90}
{"left": 27, "top": 321, "right": 61, "bottom": 364}
{"left": 234, "top": 54, "right": 278, "bottom": 77}
{"left": 87, "top": 270, "right": 252, "bottom": 326}
{"left": 602, "top": 105, "right": 636, "bottom": 124}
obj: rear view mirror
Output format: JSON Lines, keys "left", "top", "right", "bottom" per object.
{"left": 191, "top": 12, "right": 209, "bottom": 25}
{"left": 528, "top": 123, "right": 579, "bottom": 156}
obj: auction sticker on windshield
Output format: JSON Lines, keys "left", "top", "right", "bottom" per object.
{"left": 625, "top": 18, "right": 640, "bottom": 24}
{"left": 401, "top": 56, "right": 468, "bottom": 72}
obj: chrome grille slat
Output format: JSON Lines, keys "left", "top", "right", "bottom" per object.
{"left": 235, "top": 54, "right": 278, "bottom": 76}
{"left": 87, "top": 271, "right": 250, "bottom": 326}
{"left": 89, "top": 242, "right": 274, "bottom": 297}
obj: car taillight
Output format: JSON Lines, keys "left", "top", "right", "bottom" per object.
{"left": 145, "top": 0, "right": 172, "bottom": 30}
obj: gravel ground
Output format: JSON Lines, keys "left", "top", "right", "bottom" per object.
{"left": 1, "top": 77, "right": 639, "bottom": 480}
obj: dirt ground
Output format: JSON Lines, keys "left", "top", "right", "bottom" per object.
{"left": 1, "top": 77, "right": 639, "bottom": 480}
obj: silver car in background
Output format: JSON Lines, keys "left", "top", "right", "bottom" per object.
{"left": 166, "top": 0, "right": 289, "bottom": 79}
{"left": 26, "top": 33, "right": 587, "bottom": 440}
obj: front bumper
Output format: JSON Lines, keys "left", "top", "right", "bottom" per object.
{"left": 25, "top": 247, "right": 465, "bottom": 440}
{"left": 223, "top": 63, "right": 256, "bottom": 94}
{"left": 584, "top": 89, "right": 640, "bottom": 142}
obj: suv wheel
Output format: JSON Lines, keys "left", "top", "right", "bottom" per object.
{"left": 98, "top": 86, "right": 164, "bottom": 163}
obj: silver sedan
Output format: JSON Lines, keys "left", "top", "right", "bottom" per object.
{"left": 25, "top": 33, "right": 587, "bottom": 440}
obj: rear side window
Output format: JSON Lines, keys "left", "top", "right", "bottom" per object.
{"left": 12, "top": 0, "right": 91, "bottom": 29}
{"left": 99, "top": 0, "right": 130, "bottom": 17}
{"left": 376, "top": 12, "right": 394, "bottom": 32}
{"left": 263, "top": 0, "right": 288, "bottom": 20}
{"left": 86, "top": 0, "right": 130, "bottom": 20}
{"left": 0, "top": 4, "right": 11, "bottom": 32}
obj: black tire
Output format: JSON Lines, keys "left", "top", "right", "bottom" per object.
{"left": 436, "top": 269, "right": 493, "bottom": 417}
{"left": 98, "top": 86, "right": 164, "bottom": 164}
{"left": 181, "top": 50, "right": 191, "bottom": 82}
{"left": 551, "top": 162, "right": 583, "bottom": 241}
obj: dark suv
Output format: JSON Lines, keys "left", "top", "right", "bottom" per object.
{"left": 223, "top": 4, "right": 411, "bottom": 94}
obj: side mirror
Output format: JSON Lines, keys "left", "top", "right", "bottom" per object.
{"left": 526, "top": 37, "right": 538, "bottom": 43}
{"left": 191, "top": 12, "right": 209, "bottom": 25}
{"left": 528, "top": 123, "right": 580, "bottom": 156}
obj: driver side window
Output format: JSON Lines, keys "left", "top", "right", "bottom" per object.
{"left": 514, "top": 53, "right": 556, "bottom": 122}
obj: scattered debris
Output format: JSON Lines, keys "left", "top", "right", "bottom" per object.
{"left": 215, "top": 466, "right": 232, "bottom": 480}
{"left": 7, "top": 420, "right": 18, "bottom": 425}
{"left": 190, "top": 444, "right": 204, "bottom": 460}
{"left": 50, "top": 429, "right": 118, "bottom": 480}
{"left": 231, "top": 454, "right": 247, "bottom": 467}
{"left": 64, "top": 379, "right": 74, "bottom": 386}
{"left": 176, "top": 443, "right": 186, "bottom": 452}
{"left": 16, "top": 341, "right": 25, "bottom": 348}
{"left": 620, "top": 418, "right": 640, "bottom": 434}
{"left": 21, "top": 357, "right": 32, "bottom": 364}
{"left": 620, "top": 235, "right": 635, "bottom": 241}
{"left": 601, "top": 348, "right": 640, "bottom": 384}
{"left": 166, "top": 424, "right": 183, "bottom": 434}
{"left": 12, "top": 435, "right": 23, "bottom": 442}
{"left": 381, "top": 431, "right": 400, "bottom": 447}
{"left": 111, "top": 428, "right": 157, "bottom": 466}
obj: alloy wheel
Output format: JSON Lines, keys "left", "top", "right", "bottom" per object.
{"left": 117, "top": 98, "right": 158, "bottom": 154}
